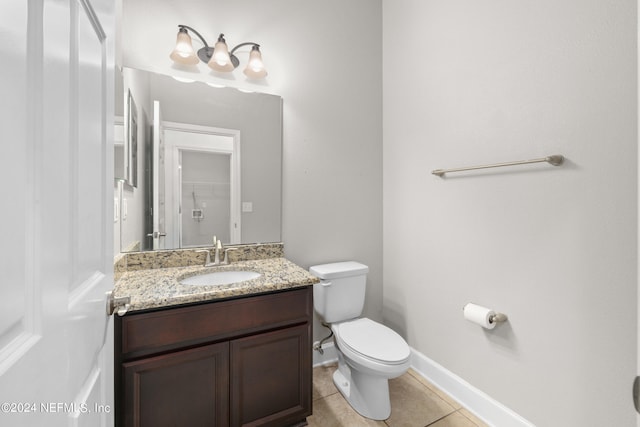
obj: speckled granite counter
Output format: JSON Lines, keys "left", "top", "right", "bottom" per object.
{"left": 113, "top": 257, "right": 319, "bottom": 312}
{"left": 114, "top": 243, "right": 285, "bottom": 283}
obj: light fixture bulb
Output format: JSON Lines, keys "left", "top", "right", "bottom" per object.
{"left": 208, "top": 34, "right": 234, "bottom": 72}
{"left": 169, "top": 28, "right": 199, "bottom": 65}
{"left": 243, "top": 45, "right": 267, "bottom": 79}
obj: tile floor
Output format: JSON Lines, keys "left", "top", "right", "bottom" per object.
{"left": 308, "top": 364, "right": 489, "bottom": 427}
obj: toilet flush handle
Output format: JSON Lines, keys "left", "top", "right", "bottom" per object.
{"left": 320, "top": 280, "right": 332, "bottom": 287}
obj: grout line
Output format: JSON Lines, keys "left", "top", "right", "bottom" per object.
{"left": 312, "top": 390, "right": 338, "bottom": 402}
{"left": 424, "top": 413, "right": 450, "bottom": 426}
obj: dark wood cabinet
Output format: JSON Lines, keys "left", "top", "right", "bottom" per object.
{"left": 115, "top": 287, "right": 312, "bottom": 427}
{"left": 122, "top": 342, "right": 230, "bottom": 426}
{"left": 231, "top": 324, "right": 310, "bottom": 426}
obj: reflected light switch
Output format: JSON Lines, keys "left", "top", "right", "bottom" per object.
{"left": 242, "top": 202, "right": 253, "bottom": 213}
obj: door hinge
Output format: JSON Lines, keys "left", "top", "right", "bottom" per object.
{"left": 633, "top": 376, "right": 640, "bottom": 414}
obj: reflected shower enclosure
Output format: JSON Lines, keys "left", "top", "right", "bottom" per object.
{"left": 179, "top": 149, "right": 231, "bottom": 247}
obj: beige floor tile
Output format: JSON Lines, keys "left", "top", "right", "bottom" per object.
{"left": 458, "top": 408, "right": 489, "bottom": 427}
{"left": 428, "top": 411, "right": 481, "bottom": 427}
{"left": 310, "top": 366, "right": 486, "bottom": 427}
{"left": 385, "top": 374, "right": 456, "bottom": 427}
{"left": 307, "top": 393, "right": 387, "bottom": 427}
{"left": 313, "top": 363, "right": 339, "bottom": 401}
{"left": 407, "top": 369, "right": 463, "bottom": 411}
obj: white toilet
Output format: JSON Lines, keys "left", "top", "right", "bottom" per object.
{"left": 310, "top": 261, "right": 411, "bottom": 420}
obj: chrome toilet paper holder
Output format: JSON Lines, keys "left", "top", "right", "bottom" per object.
{"left": 489, "top": 312, "right": 508, "bottom": 324}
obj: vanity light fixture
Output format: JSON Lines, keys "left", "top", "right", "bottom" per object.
{"left": 169, "top": 25, "right": 268, "bottom": 79}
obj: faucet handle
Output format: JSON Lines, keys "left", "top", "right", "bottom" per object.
{"left": 196, "top": 249, "right": 212, "bottom": 266}
{"left": 222, "top": 247, "right": 238, "bottom": 265}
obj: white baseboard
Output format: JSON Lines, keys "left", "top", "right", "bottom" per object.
{"left": 410, "top": 348, "right": 535, "bottom": 427}
{"left": 311, "top": 343, "right": 534, "bottom": 427}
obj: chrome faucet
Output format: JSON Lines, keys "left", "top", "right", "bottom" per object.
{"left": 213, "top": 238, "right": 223, "bottom": 265}
{"left": 196, "top": 249, "right": 215, "bottom": 267}
{"left": 197, "top": 237, "right": 236, "bottom": 267}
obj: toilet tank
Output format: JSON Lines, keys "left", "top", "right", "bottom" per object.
{"left": 309, "top": 261, "right": 369, "bottom": 323}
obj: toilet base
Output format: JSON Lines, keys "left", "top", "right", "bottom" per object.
{"left": 332, "top": 362, "right": 391, "bottom": 420}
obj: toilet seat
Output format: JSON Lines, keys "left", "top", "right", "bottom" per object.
{"left": 334, "top": 318, "right": 410, "bottom": 365}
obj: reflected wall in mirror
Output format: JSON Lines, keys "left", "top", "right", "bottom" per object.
{"left": 114, "top": 71, "right": 125, "bottom": 181}
{"left": 114, "top": 67, "right": 282, "bottom": 254}
{"left": 126, "top": 90, "right": 138, "bottom": 188}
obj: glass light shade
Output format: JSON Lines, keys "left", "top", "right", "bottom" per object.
{"left": 208, "top": 36, "right": 234, "bottom": 72}
{"left": 243, "top": 46, "right": 267, "bottom": 79}
{"left": 169, "top": 29, "right": 199, "bottom": 65}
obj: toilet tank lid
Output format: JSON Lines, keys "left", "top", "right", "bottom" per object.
{"left": 309, "top": 261, "right": 369, "bottom": 279}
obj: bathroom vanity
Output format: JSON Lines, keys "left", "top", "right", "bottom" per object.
{"left": 112, "top": 249, "right": 318, "bottom": 427}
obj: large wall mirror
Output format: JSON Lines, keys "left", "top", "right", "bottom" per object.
{"left": 114, "top": 67, "right": 282, "bottom": 253}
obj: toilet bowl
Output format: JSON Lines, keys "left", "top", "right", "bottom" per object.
{"left": 310, "top": 262, "right": 411, "bottom": 420}
{"left": 331, "top": 318, "right": 411, "bottom": 420}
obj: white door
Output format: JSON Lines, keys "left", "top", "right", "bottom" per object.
{"left": 0, "top": 1, "right": 115, "bottom": 426}
{"left": 152, "top": 100, "right": 167, "bottom": 250}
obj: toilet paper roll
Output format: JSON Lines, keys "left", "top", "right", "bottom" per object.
{"left": 463, "top": 303, "right": 496, "bottom": 329}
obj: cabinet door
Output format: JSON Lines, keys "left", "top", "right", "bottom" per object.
{"left": 122, "top": 342, "right": 229, "bottom": 427}
{"left": 230, "top": 324, "right": 311, "bottom": 427}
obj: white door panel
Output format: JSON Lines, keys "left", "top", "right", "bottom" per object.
{"left": 0, "top": 1, "right": 31, "bottom": 366}
{"left": 0, "top": 0, "right": 115, "bottom": 426}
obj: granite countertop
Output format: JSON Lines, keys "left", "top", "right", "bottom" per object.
{"left": 113, "top": 257, "right": 319, "bottom": 313}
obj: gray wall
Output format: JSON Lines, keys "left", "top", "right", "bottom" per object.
{"left": 382, "top": 1, "right": 637, "bottom": 425}
{"left": 118, "top": 67, "right": 150, "bottom": 254}
{"left": 276, "top": 2, "right": 384, "bottom": 329}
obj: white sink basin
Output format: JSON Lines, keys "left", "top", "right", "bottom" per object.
{"left": 180, "top": 270, "right": 261, "bottom": 286}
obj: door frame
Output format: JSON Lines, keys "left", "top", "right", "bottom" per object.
{"left": 163, "top": 121, "right": 241, "bottom": 246}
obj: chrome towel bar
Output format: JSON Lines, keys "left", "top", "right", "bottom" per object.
{"left": 432, "top": 154, "right": 564, "bottom": 177}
